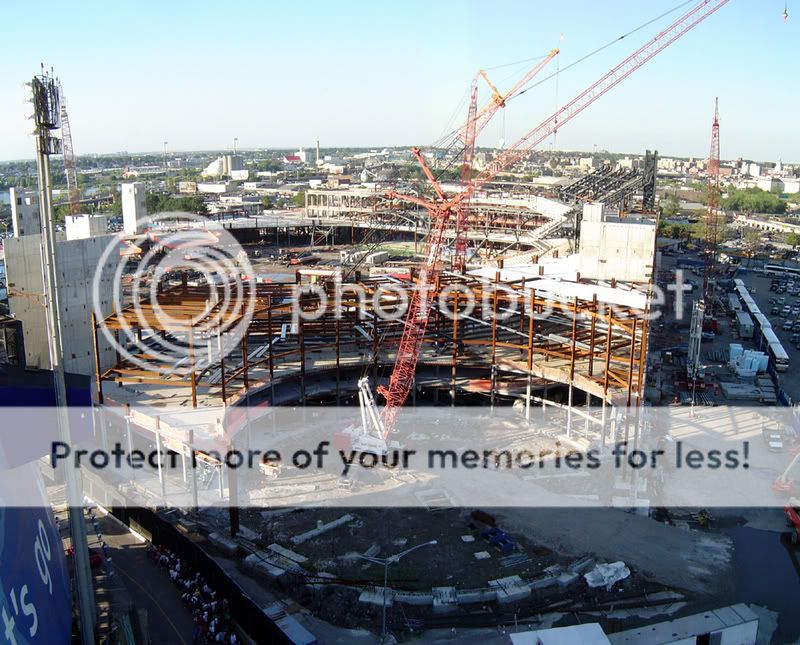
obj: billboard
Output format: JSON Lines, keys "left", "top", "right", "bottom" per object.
{"left": 0, "top": 462, "right": 72, "bottom": 644}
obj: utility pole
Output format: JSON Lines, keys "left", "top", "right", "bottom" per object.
{"left": 30, "top": 68, "right": 96, "bottom": 643}
{"left": 358, "top": 540, "right": 437, "bottom": 642}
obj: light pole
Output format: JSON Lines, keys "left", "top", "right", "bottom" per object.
{"left": 358, "top": 540, "right": 438, "bottom": 642}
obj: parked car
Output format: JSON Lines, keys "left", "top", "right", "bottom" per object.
{"left": 779, "top": 297, "right": 787, "bottom": 305}
{"left": 790, "top": 333, "right": 800, "bottom": 344}
{"left": 783, "top": 320, "right": 794, "bottom": 331}
{"left": 701, "top": 331, "right": 715, "bottom": 342}
{"left": 772, "top": 306, "right": 781, "bottom": 315}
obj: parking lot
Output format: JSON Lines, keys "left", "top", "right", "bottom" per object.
{"left": 728, "top": 269, "right": 800, "bottom": 403}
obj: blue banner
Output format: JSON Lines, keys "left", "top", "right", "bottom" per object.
{"left": 0, "top": 464, "right": 72, "bottom": 644}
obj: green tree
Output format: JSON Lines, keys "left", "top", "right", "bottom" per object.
{"left": 787, "top": 232, "right": 800, "bottom": 248}
{"left": 661, "top": 194, "right": 681, "bottom": 218}
{"left": 146, "top": 192, "right": 207, "bottom": 215}
{"left": 53, "top": 203, "right": 70, "bottom": 223}
{"left": 293, "top": 191, "right": 306, "bottom": 208}
{"left": 742, "top": 228, "right": 763, "bottom": 258}
{"left": 721, "top": 187, "right": 787, "bottom": 214}
{"left": 261, "top": 196, "right": 272, "bottom": 210}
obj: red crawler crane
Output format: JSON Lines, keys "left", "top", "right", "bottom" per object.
{"left": 354, "top": 0, "right": 731, "bottom": 453}
{"left": 371, "top": 83, "right": 479, "bottom": 437}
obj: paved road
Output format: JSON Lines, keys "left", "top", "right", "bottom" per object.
{"left": 93, "top": 510, "right": 196, "bottom": 644}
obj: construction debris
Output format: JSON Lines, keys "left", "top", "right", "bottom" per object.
{"left": 584, "top": 561, "right": 631, "bottom": 590}
{"left": 290, "top": 514, "right": 354, "bottom": 545}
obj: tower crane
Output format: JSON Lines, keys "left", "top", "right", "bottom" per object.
{"left": 703, "top": 98, "right": 721, "bottom": 316}
{"left": 350, "top": 0, "right": 731, "bottom": 454}
{"left": 58, "top": 82, "right": 81, "bottom": 216}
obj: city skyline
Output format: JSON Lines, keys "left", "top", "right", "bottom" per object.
{"left": 0, "top": 1, "right": 797, "bottom": 163}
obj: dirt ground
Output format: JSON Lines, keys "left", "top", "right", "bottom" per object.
{"left": 234, "top": 505, "right": 678, "bottom": 633}
{"left": 242, "top": 506, "right": 567, "bottom": 590}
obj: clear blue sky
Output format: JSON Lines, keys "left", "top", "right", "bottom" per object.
{"left": 0, "top": 1, "right": 797, "bottom": 162}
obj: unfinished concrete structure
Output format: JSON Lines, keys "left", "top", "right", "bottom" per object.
{"left": 305, "top": 188, "right": 573, "bottom": 260}
{"left": 9, "top": 187, "right": 41, "bottom": 238}
{"left": 121, "top": 182, "right": 147, "bottom": 235}
{"left": 65, "top": 213, "right": 108, "bottom": 240}
{"left": 5, "top": 234, "right": 118, "bottom": 376}
{"left": 577, "top": 203, "right": 657, "bottom": 283}
{"left": 94, "top": 156, "right": 659, "bottom": 453}
{"left": 95, "top": 265, "right": 649, "bottom": 423}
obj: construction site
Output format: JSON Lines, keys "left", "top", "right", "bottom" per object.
{"left": 6, "top": 1, "right": 800, "bottom": 643}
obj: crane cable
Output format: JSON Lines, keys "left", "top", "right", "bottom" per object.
{"left": 429, "top": 0, "right": 696, "bottom": 166}
{"left": 512, "top": 0, "right": 696, "bottom": 101}
{"left": 433, "top": 0, "right": 698, "bottom": 152}
{"left": 401, "top": 0, "right": 701, "bottom": 277}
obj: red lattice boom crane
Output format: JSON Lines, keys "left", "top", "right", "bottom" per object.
{"left": 353, "top": 0, "right": 731, "bottom": 452}
{"left": 703, "top": 98, "right": 721, "bottom": 314}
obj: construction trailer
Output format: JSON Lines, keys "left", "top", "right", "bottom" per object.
{"left": 736, "top": 311, "right": 754, "bottom": 339}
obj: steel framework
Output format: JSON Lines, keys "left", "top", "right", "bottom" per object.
{"left": 94, "top": 272, "right": 649, "bottom": 413}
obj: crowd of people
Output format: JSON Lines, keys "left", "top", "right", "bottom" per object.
{"left": 149, "top": 544, "right": 238, "bottom": 643}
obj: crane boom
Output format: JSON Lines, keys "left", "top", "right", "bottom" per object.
{"left": 469, "top": 48, "right": 559, "bottom": 141}
{"left": 371, "top": 0, "right": 731, "bottom": 442}
{"left": 58, "top": 82, "right": 81, "bottom": 216}
{"left": 703, "top": 98, "right": 721, "bottom": 314}
{"left": 460, "top": 0, "right": 731, "bottom": 202}
{"left": 375, "top": 86, "right": 479, "bottom": 436}
{"left": 454, "top": 81, "right": 479, "bottom": 272}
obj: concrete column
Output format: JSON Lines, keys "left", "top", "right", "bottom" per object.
{"left": 585, "top": 394, "right": 591, "bottom": 437}
{"left": 155, "top": 423, "right": 166, "bottom": 502}
{"left": 189, "top": 429, "right": 198, "bottom": 512}
{"left": 526, "top": 289, "right": 535, "bottom": 422}
{"left": 335, "top": 316, "right": 341, "bottom": 406}
{"left": 125, "top": 406, "right": 135, "bottom": 483}
{"left": 451, "top": 290, "right": 459, "bottom": 406}
{"left": 567, "top": 383, "right": 573, "bottom": 438}
{"left": 188, "top": 320, "right": 197, "bottom": 409}
{"left": 91, "top": 312, "right": 104, "bottom": 404}
{"left": 601, "top": 398, "right": 608, "bottom": 449}
{"left": 490, "top": 272, "right": 499, "bottom": 411}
